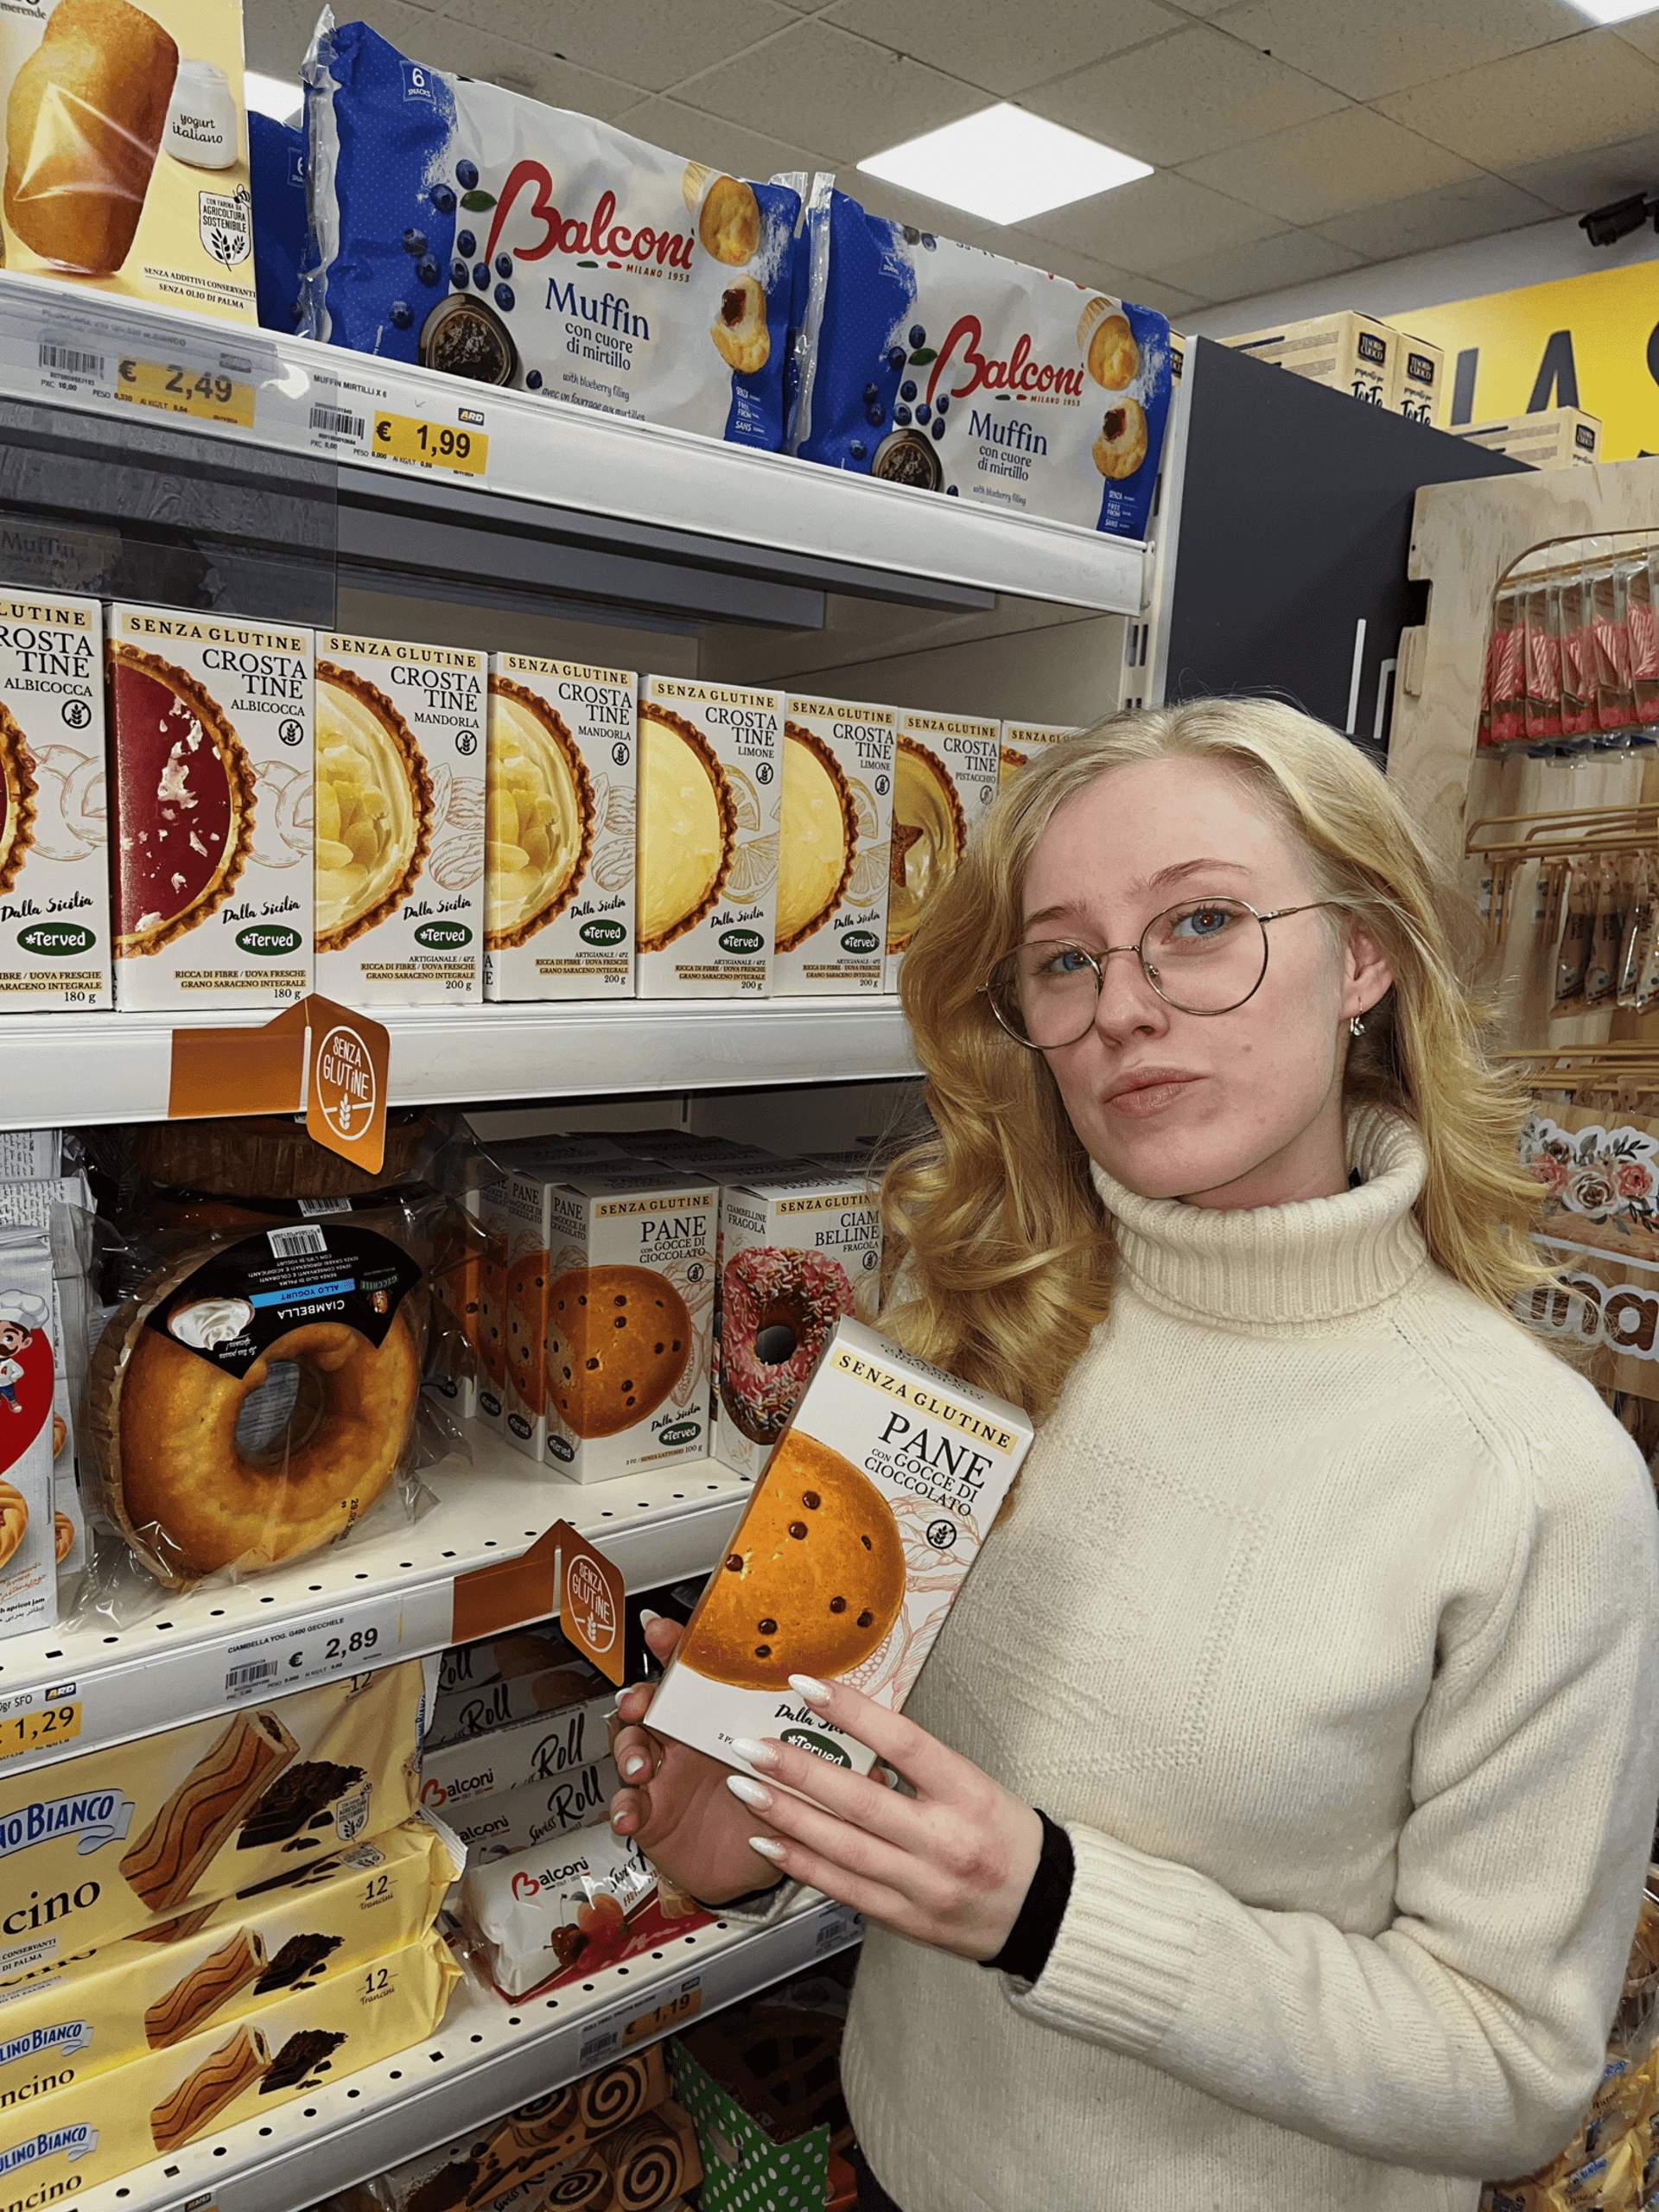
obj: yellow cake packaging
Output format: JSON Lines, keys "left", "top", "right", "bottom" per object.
{"left": 534, "top": 1166, "right": 715, "bottom": 1483}
{"left": 650, "top": 1317, "right": 1033, "bottom": 1783}
{"left": 0, "top": 1926, "right": 457, "bottom": 2191}
{"left": 0, "top": 1227, "right": 55, "bottom": 1637}
{"left": 772, "top": 696, "right": 895, "bottom": 997}
{"left": 484, "top": 653, "right": 637, "bottom": 1001}
{"left": 315, "top": 633, "right": 486, "bottom": 1006}
{"left": 0, "top": 0, "right": 257, "bottom": 323}
{"left": 884, "top": 710, "right": 999, "bottom": 989}
{"left": 0, "top": 1812, "right": 460, "bottom": 2099}
{"left": 0, "top": 588, "right": 111, "bottom": 1009}
{"left": 998, "top": 720, "right": 1078, "bottom": 791}
{"left": 105, "top": 605, "right": 315, "bottom": 1012}
{"left": 635, "top": 676, "right": 784, "bottom": 999}
{"left": 0, "top": 1657, "right": 434, "bottom": 1971}
{"left": 712, "top": 1168, "right": 882, "bottom": 1478}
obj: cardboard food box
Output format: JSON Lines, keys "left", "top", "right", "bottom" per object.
{"left": 635, "top": 677, "right": 784, "bottom": 998}
{"left": 0, "top": 1926, "right": 457, "bottom": 2190}
{"left": 772, "top": 696, "right": 895, "bottom": 998}
{"left": 435, "top": 1621, "right": 581, "bottom": 1700}
{"left": 427, "top": 1638, "right": 605, "bottom": 1751}
{"left": 0, "top": 1133, "right": 55, "bottom": 1179}
{"left": 0, "top": 0, "right": 256, "bottom": 323}
{"left": 1391, "top": 334, "right": 1443, "bottom": 428}
{"left": 0, "top": 1814, "right": 458, "bottom": 2094}
{"left": 106, "top": 606, "right": 315, "bottom": 1011}
{"left": 997, "top": 719, "right": 1078, "bottom": 791}
{"left": 537, "top": 1167, "right": 715, "bottom": 1483}
{"left": 0, "top": 1657, "right": 432, "bottom": 1967}
{"left": 884, "top": 710, "right": 999, "bottom": 990}
{"left": 484, "top": 653, "right": 637, "bottom": 1002}
{"left": 315, "top": 633, "right": 486, "bottom": 1006}
{"left": 435, "top": 1760, "right": 620, "bottom": 1861}
{"left": 1223, "top": 311, "right": 1395, "bottom": 406}
{"left": 419, "top": 1684, "right": 616, "bottom": 1812}
{"left": 650, "top": 1317, "right": 1034, "bottom": 1783}
{"left": 0, "top": 589, "right": 111, "bottom": 1007}
{"left": 0, "top": 1226, "right": 54, "bottom": 1637}
{"left": 712, "top": 1170, "right": 882, "bottom": 1479}
{"left": 1457, "top": 409, "right": 1601, "bottom": 469}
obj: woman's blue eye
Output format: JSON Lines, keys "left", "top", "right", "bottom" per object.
{"left": 1173, "top": 906, "right": 1233, "bottom": 939}
{"left": 1039, "top": 945, "right": 1091, "bottom": 976}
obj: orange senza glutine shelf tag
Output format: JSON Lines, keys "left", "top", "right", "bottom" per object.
{"left": 556, "top": 1521, "right": 627, "bottom": 1687}
{"left": 166, "top": 994, "right": 391, "bottom": 1177}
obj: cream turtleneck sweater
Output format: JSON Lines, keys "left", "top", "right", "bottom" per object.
{"left": 834, "top": 1106, "right": 1659, "bottom": 2212}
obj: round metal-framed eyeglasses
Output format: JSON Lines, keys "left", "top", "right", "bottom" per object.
{"left": 983, "top": 896, "right": 1340, "bottom": 1049}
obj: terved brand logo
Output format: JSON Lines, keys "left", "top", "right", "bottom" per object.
{"left": 837, "top": 929, "right": 879, "bottom": 954}
{"left": 236, "top": 925, "right": 301, "bottom": 957}
{"left": 658, "top": 1419, "right": 699, "bottom": 1446}
{"left": 0, "top": 1795, "right": 132, "bottom": 1861}
{"left": 414, "top": 920, "right": 471, "bottom": 949}
{"left": 578, "top": 918, "right": 626, "bottom": 947}
{"left": 16, "top": 925, "right": 92, "bottom": 957}
{"left": 717, "top": 929, "right": 763, "bottom": 956}
{"left": 779, "top": 1729, "right": 851, "bottom": 1766}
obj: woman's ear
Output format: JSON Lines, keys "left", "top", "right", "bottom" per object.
{"left": 1342, "top": 925, "right": 1394, "bottom": 1023}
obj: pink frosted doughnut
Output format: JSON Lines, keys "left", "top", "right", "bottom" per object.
{"left": 718, "top": 1245, "right": 854, "bottom": 1446}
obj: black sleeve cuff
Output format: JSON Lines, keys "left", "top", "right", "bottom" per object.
{"left": 981, "top": 1808, "right": 1074, "bottom": 1984}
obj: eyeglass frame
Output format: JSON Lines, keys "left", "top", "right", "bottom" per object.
{"left": 982, "top": 896, "right": 1344, "bottom": 1049}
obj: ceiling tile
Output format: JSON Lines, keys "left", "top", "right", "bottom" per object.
{"left": 248, "top": 0, "right": 642, "bottom": 113}
{"left": 439, "top": 0, "right": 798, "bottom": 96}
{"left": 1616, "top": 18, "right": 1659, "bottom": 63}
{"left": 1026, "top": 23, "right": 1348, "bottom": 168}
{"left": 1376, "top": 29, "right": 1659, "bottom": 170}
{"left": 1027, "top": 167, "right": 1289, "bottom": 276}
{"left": 1213, "top": 0, "right": 1585, "bottom": 102}
{"left": 1315, "top": 173, "right": 1559, "bottom": 259}
{"left": 671, "top": 18, "right": 976, "bottom": 163}
{"left": 1179, "top": 106, "right": 1481, "bottom": 226}
{"left": 822, "top": 0, "right": 1179, "bottom": 98}
{"left": 607, "top": 95, "right": 827, "bottom": 179}
{"left": 1157, "top": 223, "right": 1362, "bottom": 303}
{"left": 1497, "top": 125, "right": 1659, "bottom": 216}
{"left": 973, "top": 226, "right": 1162, "bottom": 290}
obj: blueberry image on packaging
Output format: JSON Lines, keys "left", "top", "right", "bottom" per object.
{"left": 456, "top": 159, "right": 479, "bottom": 189}
{"left": 389, "top": 301, "right": 412, "bottom": 329}
{"left": 915, "top": 401, "right": 930, "bottom": 423}
{"left": 474, "top": 263, "right": 490, "bottom": 290}
{"left": 909, "top": 324, "right": 926, "bottom": 346}
{"left": 865, "top": 404, "right": 884, "bottom": 427}
{"left": 931, "top": 417, "right": 945, "bottom": 439}
{"left": 495, "top": 283, "right": 515, "bottom": 309}
{"left": 936, "top": 394, "right": 950, "bottom": 414}
{"left": 431, "top": 186, "right": 455, "bottom": 214}
{"left": 893, "top": 404, "right": 912, "bottom": 426}
{"left": 922, "top": 233, "right": 937, "bottom": 249}
{"left": 416, "top": 256, "right": 440, "bottom": 286}
{"left": 887, "top": 346, "right": 906, "bottom": 371}
{"left": 451, "top": 260, "right": 469, "bottom": 288}
{"left": 946, "top": 484, "right": 958, "bottom": 495}
{"left": 457, "top": 229, "right": 475, "bottom": 257}
{"left": 862, "top": 382, "right": 878, "bottom": 404}
{"left": 526, "top": 369, "right": 543, "bottom": 389}
{"left": 402, "top": 228, "right": 427, "bottom": 257}
{"left": 496, "top": 253, "right": 513, "bottom": 279}
{"left": 899, "top": 379, "right": 916, "bottom": 401}
{"left": 849, "top": 439, "right": 866, "bottom": 460}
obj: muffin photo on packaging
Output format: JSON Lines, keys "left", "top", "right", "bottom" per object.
{"left": 998, "top": 720, "right": 1078, "bottom": 791}
{"left": 0, "top": 589, "right": 111, "bottom": 1008}
{"left": 106, "top": 607, "right": 314, "bottom": 1011}
{"left": 650, "top": 1317, "right": 1033, "bottom": 1783}
{"left": 0, "top": 0, "right": 256, "bottom": 322}
{"left": 485, "top": 654, "right": 636, "bottom": 1001}
{"left": 885, "top": 710, "right": 999, "bottom": 990}
{"left": 773, "top": 696, "right": 894, "bottom": 997}
{"left": 315, "top": 634, "right": 486, "bottom": 1006}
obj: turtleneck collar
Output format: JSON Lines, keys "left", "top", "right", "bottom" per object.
{"left": 1087, "top": 1103, "right": 1431, "bottom": 1331}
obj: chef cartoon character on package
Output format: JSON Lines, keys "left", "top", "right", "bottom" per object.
{"left": 794, "top": 179, "right": 1171, "bottom": 540}
{"left": 302, "top": 15, "right": 803, "bottom": 452}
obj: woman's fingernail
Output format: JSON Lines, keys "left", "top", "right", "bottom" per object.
{"left": 748, "top": 1835, "right": 786, "bottom": 1862}
{"left": 622, "top": 1753, "right": 649, "bottom": 1780}
{"left": 610, "top": 1808, "right": 632, "bottom": 1834}
{"left": 728, "top": 1736, "right": 778, "bottom": 1769}
{"left": 788, "top": 1674, "right": 832, "bottom": 1707}
{"left": 726, "top": 1774, "right": 770, "bottom": 1809}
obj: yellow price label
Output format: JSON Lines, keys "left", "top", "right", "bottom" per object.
{"left": 0, "top": 1701, "right": 80, "bottom": 1761}
{"left": 372, "top": 410, "right": 488, "bottom": 476}
{"left": 623, "top": 1984, "right": 701, "bottom": 2044}
{"left": 114, "top": 356, "right": 254, "bottom": 428}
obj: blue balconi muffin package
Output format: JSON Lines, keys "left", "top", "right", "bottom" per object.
{"left": 249, "top": 110, "right": 308, "bottom": 332}
{"left": 794, "top": 179, "right": 1172, "bottom": 539}
{"left": 302, "top": 15, "right": 803, "bottom": 450}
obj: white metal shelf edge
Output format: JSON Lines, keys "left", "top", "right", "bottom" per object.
{"left": 80, "top": 1899, "right": 863, "bottom": 2212}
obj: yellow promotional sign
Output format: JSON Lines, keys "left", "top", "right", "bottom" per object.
{"left": 1403, "top": 260, "right": 1659, "bottom": 460}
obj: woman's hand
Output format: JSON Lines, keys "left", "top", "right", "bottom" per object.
{"left": 721, "top": 1671, "right": 1044, "bottom": 1963}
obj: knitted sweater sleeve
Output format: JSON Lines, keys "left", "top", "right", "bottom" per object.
{"left": 1004, "top": 1432, "right": 1659, "bottom": 2180}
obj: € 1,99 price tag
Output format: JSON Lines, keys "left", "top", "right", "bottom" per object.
{"left": 0, "top": 1700, "right": 80, "bottom": 1762}
{"left": 372, "top": 409, "right": 488, "bottom": 477}
{"left": 114, "top": 355, "right": 255, "bottom": 428}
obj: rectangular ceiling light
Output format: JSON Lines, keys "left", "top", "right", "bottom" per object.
{"left": 244, "top": 69, "right": 302, "bottom": 124}
{"left": 859, "top": 104, "right": 1152, "bottom": 228}
{"left": 1562, "top": 0, "right": 1658, "bottom": 18}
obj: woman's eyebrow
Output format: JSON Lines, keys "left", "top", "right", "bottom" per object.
{"left": 1024, "top": 858, "right": 1255, "bottom": 931}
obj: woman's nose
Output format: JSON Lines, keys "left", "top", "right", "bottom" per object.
{"left": 1091, "top": 944, "right": 1171, "bottom": 1038}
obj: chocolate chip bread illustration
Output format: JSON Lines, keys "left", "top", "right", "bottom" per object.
{"left": 122, "top": 1710, "right": 299, "bottom": 1913}
{"left": 150, "top": 2023, "right": 271, "bottom": 2152}
{"left": 145, "top": 1930, "right": 267, "bottom": 2049}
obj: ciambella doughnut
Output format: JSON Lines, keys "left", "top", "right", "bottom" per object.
{"left": 719, "top": 1245, "right": 854, "bottom": 1446}
{"left": 88, "top": 1233, "right": 423, "bottom": 1586}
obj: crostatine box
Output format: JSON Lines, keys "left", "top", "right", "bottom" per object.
{"left": 773, "top": 696, "right": 894, "bottom": 997}
{"left": 997, "top": 719, "right": 1078, "bottom": 790}
{"left": 884, "top": 710, "right": 999, "bottom": 989}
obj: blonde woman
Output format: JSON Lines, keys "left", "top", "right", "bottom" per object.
{"left": 611, "top": 700, "right": 1659, "bottom": 2212}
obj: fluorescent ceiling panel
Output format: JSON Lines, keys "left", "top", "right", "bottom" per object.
{"left": 859, "top": 104, "right": 1152, "bottom": 227}
{"left": 1561, "top": 0, "right": 1659, "bottom": 19}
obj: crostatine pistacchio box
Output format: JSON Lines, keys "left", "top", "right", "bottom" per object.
{"left": 884, "top": 709, "right": 999, "bottom": 991}
{"left": 106, "top": 605, "right": 315, "bottom": 1011}
{"left": 773, "top": 696, "right": 894, "bottom": 997}
{"left": 315, "top": 633, "right": 486, "bottom": 1006}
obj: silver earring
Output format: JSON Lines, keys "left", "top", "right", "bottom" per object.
{"left": 1350, "top": 1014, "right": 1366, "bottom": 1039}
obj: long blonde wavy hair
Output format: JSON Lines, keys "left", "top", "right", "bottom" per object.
{"left": 880, "top": 696, "right": 1545, "bottom": 1421}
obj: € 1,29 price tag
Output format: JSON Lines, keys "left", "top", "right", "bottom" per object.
{"left": 372, "top": 409, "right": 488, "bottom": 477}
{"left": 113, "top": 354, "right": 255, "bottom": 428}
{"left": 0, "top": 1700, "right": 80, "bottom": 1762}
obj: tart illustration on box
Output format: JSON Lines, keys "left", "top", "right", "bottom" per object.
{"left": 108, "top": 645, "right": 256, "bottom": 957}
{"left": 635, "top": 703, "right": 737, "bottom": 952}
{"left": 776, "top": 723, "right": 856, "bottom": 951}
{"left": 0, "top": 703, "right": 38, "bottom": 898}
{"left": 886, "top": 733, "right": 965, "bottom": 954}
{"left": 315, "top": 664, "right": 434, "bottom": 950}
{"left": 484, "top": 677, "right": 594, "bottom": 949}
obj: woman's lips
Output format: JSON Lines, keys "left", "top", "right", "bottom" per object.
{"left": 1103, "top": 1069, "right": 1202, "bottom": 1117}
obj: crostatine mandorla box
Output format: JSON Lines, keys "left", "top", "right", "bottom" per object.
{"left": 773, "top": 696, "right": 894, "bottom": 997}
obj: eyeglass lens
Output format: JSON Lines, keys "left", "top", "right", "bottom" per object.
{"left": 989, "top": 898, "right": 1271, "bottom": 1045}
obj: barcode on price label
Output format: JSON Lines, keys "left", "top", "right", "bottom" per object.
{"left": 297, "top": 1196, "right": 352, "bottom": 1217}
{"left": 38, "top": 342, "right": 103, "bottom": 378}
{"left": 576, "top": 1976, "right": 701, "bottom": 2067}
{"left": 815, "top": 1907, "right": 862, "bottom": 1954}
{"left": 268, "top": 1224, "right": 328, "bottom": 1258}
{"left": 309, "top": 403, "right": 364, "bottom": 441}
{"left": 226, "top": 1660, "right": 280, "bottom": 1698}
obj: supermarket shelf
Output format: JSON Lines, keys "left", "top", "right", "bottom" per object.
{"left": 0, "top": 996, "right": 920, "bottom": 1128}
{"left": 0, "top": 274, "right": 1149, "bottom": 618}
{"left": 80, "top": 1896, "right": 863, "bottom": 2212}
{"left": 0, "top": 1437, "right": 753, "bottom": 1775}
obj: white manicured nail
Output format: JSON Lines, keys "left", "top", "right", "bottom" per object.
{"left": 788, "top": 1674, "right": 832, "bottom": 1707}
{"left": 748, "top": 1835, "right": 786, "bottom": 1861}
{"left": 726, "top": 1774, "right": 770, "bottom": 1808}
{"left": 622, "top": 1753, "right": 649, "bottom": 1780}
{"left": 729, "top": 1736, "right": 777, "bottom": 1768}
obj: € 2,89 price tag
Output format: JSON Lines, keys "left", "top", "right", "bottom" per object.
{"left": 220, "top": 1597, "right": 415, "bottom": 1705}
{"left": 0, "top": 1700, "right": 80, "bottom": 1762}
{"left": 372, "top": 409, "right": 488, "bottom": 477}
{"left": 113, "top": 354, "right": 255, "bottom": 428}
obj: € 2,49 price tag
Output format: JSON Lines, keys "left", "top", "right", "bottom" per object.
{"left": 113, "top": 354, "right": 255, "bottom": 429}
{"left": 372, "top": 408, "right": 488, "bottom": 477}
{"left": 0, "top": 1700, "right": 80, "bottom": 1762}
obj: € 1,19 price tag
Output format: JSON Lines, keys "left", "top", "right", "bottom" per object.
{"left": 113, "top": 354, "right": 255, "bottom": 428}
{"left": 0, "top": 1700, "right": 80, "bottom": 1762}
{"left": 372, "top": 409, "right": 488, "bottom": 477}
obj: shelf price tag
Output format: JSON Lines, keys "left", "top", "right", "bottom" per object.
{"left": 814, "top": 1904, "right": 862, "bottom": 1955}
{"left": 113, "top": 354, "right": 255, "bottom": 428}
{"left": 372, "top": 408, "right": 487, "bottom": 477}
{"left": 219, "top": 1596, "right": 415, "bottom": 1703}
{"left": 0, "top": 1700, "right": 79, "bottom": 1761}
{"left": 576, "top": 1974, "right": 701, "bottom": 2069}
